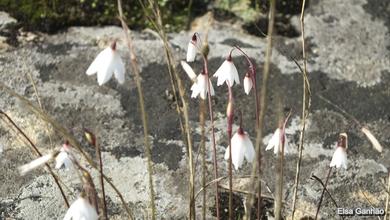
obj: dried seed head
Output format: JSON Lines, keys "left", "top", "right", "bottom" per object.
{"left": 84, "top": 129, "right": 96, "bottom": 146}
{"left": 361, "top": 127, "right": 383, "bottom": 152}
{"left": 337, "top": 133, "right": 348, "bottom": 149}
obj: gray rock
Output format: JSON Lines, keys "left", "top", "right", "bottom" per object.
{"left": 0, "top": 11, "right": 16, "bottom": 31}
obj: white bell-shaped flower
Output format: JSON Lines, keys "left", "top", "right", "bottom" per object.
{"left": 63, "top": 197, "right": 99, "bottom": 220}
{"left": 55, "top": 144, "right": 72, "bottom": 169}
{"left": 265, "top": 128, "right": 288, "bottom": 155}
{"left": 243, "top": 74, "right": 253, "bottom": 95}
{"left": 224, "top": 128, "right": 256, "bottom": 170}
{"left": 181, "top": 61, "right": 214, "bottom": 100}
{"left": 191, "top": 73, "right": 215, "bottom": 100}
{"left": 329, "top": 133, "right": 348, "bottom": 169}
{"left": 186, "top": 34, "right": 198, "bottom": 62}
{"left": 86, "top": 41, "right": 125, "bottom": 86}
{"left": 329, "top": 147, "right": 347, "bottom": 169}
{"left": 214, "top": 56, "right": 240, "bottom": 87}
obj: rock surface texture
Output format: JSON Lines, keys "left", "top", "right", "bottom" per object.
{"left": 0, "top": 0, "right": 389, "bottom": 219}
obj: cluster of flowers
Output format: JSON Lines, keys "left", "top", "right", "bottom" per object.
{"left": 20, "top": 30, "right": 386, "bottom": 219}
{"left": 182, "top": 33, "right": 349, "bottom": 171}
{"left": 81, "top": 34, "right": 353, "bottom": 172}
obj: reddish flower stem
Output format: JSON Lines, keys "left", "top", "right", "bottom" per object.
{"left": 315, "top": 167, "right": 333, "bottom": 219}
{"left": 227, "top": 84, "right": 234, "bottom": 220}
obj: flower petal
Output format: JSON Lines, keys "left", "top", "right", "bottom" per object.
{"left": 329, "top": 147, "right": 347, "bottom": 169}
{"left": 242, "top": 133, "right": 256, "bottom": 162}
{"left": 181, "top": 61, "right": 197, "bottom": 80}
{"left": 266, "top": 129, "right": 280, "bottom": 154}
{"left": 214, "top": 60, "right": 239, "bottom": 87}
{"left": 113, "top": 53, "right": 125, "bottom": 84}
{"left": 231, "top": 132, "right": 245, "bottom": 170}
{"left": 19, "top": 154, "right": 54, "bottom": 175}
{"left": 64, "top": 197, "right": 98, "bottom": 220}
{"left": 243, "top": 76, "right": 253, "bottom": 95}
{"left": 55, "top": 151, "right": 72, "bottom": 169}
{"left": 208, "top": 79, "right": 215, "bottom": 96}
{"left": 97, "top": 67, "right": 114, "bottom": 86}
{"left": 86, "top": 48, "right": 110, "bottom": 76}
{"left": 186, "top": 41, "right": 197, "bottom": 62}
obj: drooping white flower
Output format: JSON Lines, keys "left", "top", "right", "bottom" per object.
{"left": 329, "top": 133, "right": 348, "bottom": 169}
{"left": 214, "top": 56, "right": 240, "bottom": 87}
{"left": 19, "top": 153, "right": 54, "bottom": 175}
{"left": 181, "top": 61, "right": 214, "bottom": 99}
{"left": 63, "top": 197, "right": 98, "bottom": 220}
{"left": 224, "top": 128, "right": 256, "bottom": 170}
{"left": 186, "top": 34, "right": 198, "bottom": 62}
{"left": 243, "top": 74, "right": 253, "bottom": 95}
{"left": 86, "top": 41, "right": 125, "bottom": 86}
{"left": 55, "top": 144, "right": 72, "bottom": 169}
{"left": 191, "top": 73, "right": 215, "bottom": 100}
{"left": 265, "top": 128, "right": 288, "bottom": 155}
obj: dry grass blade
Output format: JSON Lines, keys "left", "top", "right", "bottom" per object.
{"left": 385, "top": 172, "right": 390, "bottom": 220}
{"left": 246, "top": 0, "right": 276, "bottom": 219}
{"left": 291, "top": 0, "right": 312, "bottom": 218}
{"left": 117, "top": 0, "right": 156, "bottom": 219}
{"left": 317, "top": 94, "right": 383, "bottom": 153}
{"left": 361, "top": 127, "right": 383, "bottom": 153}
{"left": 136, "top": 1, "right": 198, "bottom": 218}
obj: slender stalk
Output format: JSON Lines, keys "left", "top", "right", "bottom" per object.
{"left": 232, "top": 46, "right": 259, "bottom": 125}
{"left": 117, "top": 1, "right": 156, "bottom": 218}
{"left": 315, "top": 167, "right": 332, "bottom": 220}
{"left": 203, "top": 55, "right": 220, "bottom": 219}
{"left": 94, "top": 136, "right": 108, "bottom": 220}
{"left": 310, "top": 174, "right": 340, "bottom": 210}
{"left": 274, "top": 138, "right": 284, "bottom": 220}
{"left": 186, "top": 0, "right": 193, "bottom": 30}
{"left": 385, "top": 171, "right": 390, "bottom": 220}
{"left": 291, "top": 0, "right": 311, "bottom": 218}
{"left": 137, "top": 1, "right": 197, "bottom": 217}
{"left": 0, "top": 110, "right": 69, "bottom": 208}
{"left": 227, "top": 85, "right": 234, "bottom": 220}
{"left": 200, "top": 100, "right": 207, "bottom": 220}
{"left": 275, "top": 111, "right": 291, "bottom": 220}
{"left": 245, "top": 0, "right": 276, "bottom": 219}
